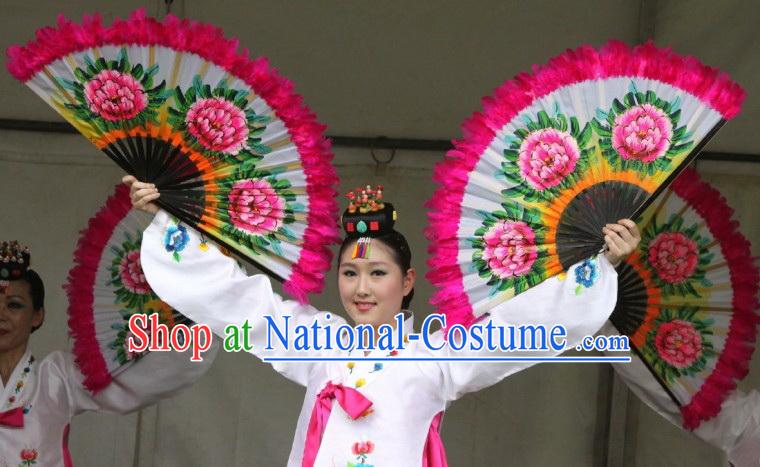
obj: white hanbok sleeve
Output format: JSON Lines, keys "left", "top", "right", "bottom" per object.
{"left": 46, "top": 341, "right": 218, "bottom": 417}
{"left": 423, "top": 255, "right": 618, "bottom": 402}
{"left": 605, "top": 321, "right": 760, "bottom": 466}
{"left": 140, "top": 209, "right": 343, "bottom": 387}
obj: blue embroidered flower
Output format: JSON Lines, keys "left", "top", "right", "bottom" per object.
{"left": 371, "top": 363, "right": 383, "bottom": 373}
{"left": 574, "top": 258, "right": 599, "bottom": 294}
{"left": 164, "top": 224, "right": 189, "bottom": 262}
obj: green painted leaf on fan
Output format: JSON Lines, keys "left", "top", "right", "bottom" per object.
{"left": 279, "top": 227, "right": 298, "bottom": 241}
{"left": 117, "top": 47, "right": 129, "bottom": 71}
{"left": 673, "top": 126, "right": 688, "bottom": 140}
{"left": 612, "top": 99, "right": 627, "bottom": 114}
{"left": 569, "top": 116, "right": 580, "bottom": 136}
{"left": 624, "top": 92, "right": 636, "bottom": 107}
{"left": 270, "top": 238, "right": 283, "bottom": 256}
{"left": 670, "top": 96, "right": 681, "bottom": 112}
{"left": 251, "top": 143, "right": 273, "bottom": 155}
{"left": 56, "top": 77, "right": 80, "bottom": 93}
{"left": 557, "top": 113, "right": 568, "bottom": 132}
{"left": 251, "top": 114, "right": 271, "bottom": 124}
{"left": 669, "top": 108, "right": 682, "bottom": 125}
{"left": 95, "top": 57, "right": 109, "bottom": 72}
{"left": 82, "top": 55, "right": 98, "bottom": 76}
{"left": 503, "top": 134, "right": 519, "bottom": 146}
{"left": 130, "top": 63, "right": 144, "bottom": 80}
{"left": 645, "top": 90, "right": 657, "bottom": 105}
{"left": 74, "top": 67, "right": 90, "bottom": 83}
{"left": 576, "top": 123, "right": 592, "bottom": 147}
{"left": 670, "top": 142, "right": 694, "bottom": 154}
{"left": 201, "top": 83, "right": 213, "bottom": 98}
{"left": 537, "top": 110, "right": 551, "bottom": 129}
{"left": 591, "top": 118, "right": 611, "bottom": 137}
{"left": 501, "top": 186, "right": 526, "bottom": 199}
{"left": 513, "top": 128, "right": 528, "bottom": 139}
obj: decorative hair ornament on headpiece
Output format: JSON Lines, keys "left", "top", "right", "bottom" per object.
{"left": 342, "top": 185, "right": 397, "bottom": 259}
{"left": 0, "top": 241, "right": 31, "bottom": 294}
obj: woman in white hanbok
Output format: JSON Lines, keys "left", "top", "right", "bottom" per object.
{"left": 128, "top": 176, "right": 640, "bottom": 466}
{"left": 0, "top": 243, "right": 218, "bottom": 466}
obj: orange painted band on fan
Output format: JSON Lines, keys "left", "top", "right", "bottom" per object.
{"left": 624, "top": 250, "right": 663, "bottom": 348}
{"left": 92, "top": 123, "right": 219, "bottom": 188}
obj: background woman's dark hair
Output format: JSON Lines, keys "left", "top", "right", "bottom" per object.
{"left": 339, "top": 231, "right": 415, "bottom": 310}
{"left": 15, "top": 269, "right": 45, "bottom": 332}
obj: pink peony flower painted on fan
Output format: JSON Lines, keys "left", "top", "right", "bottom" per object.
{"left": 482, "top": 221, "right": 538, "bottom": 278}
{"left": 655, "top": 319, "right": 703, "bottom": 369}
{"left": 186, "top": 97, "right": 249, "bottom": 155}
{"left": 648, "top": 232, "right": 699, "bottom": 284}
{"left": 84, "top": 70, "right": 147, "bottom": 121}
{"left": 612, "top": 104, "right": 673, "bottom": 162}
{"left": 518, "top": 128, "right": 580, "bottom": 190}
{"left": 228, "top": 179, "right": 286, "bottom": 235}
{"left": 119, "top": 250, "right": 151, "bottom": 295}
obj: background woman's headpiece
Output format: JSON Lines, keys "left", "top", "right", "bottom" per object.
{"left": 0, "top": 241, "right": 31, "bottom": 294}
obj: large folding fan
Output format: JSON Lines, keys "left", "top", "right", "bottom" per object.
{"left": 66, "top": 184, "right": 191, "bottom": 393}
{"left": 426, "top": 41, "right": 746, "bottom": 328}
{"left": 611, "top": 168, "right": 759, "bottom": 429}
{"left": 7, "top": 10, "right": 339, "bottom": 302}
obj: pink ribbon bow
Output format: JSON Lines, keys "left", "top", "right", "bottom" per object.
{"left": 0, "top": 407, "right": 24, "bottom": 428}
{"left": 301, "top": 382, "right": 373, "bottom": 467}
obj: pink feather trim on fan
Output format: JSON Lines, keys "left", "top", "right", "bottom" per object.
{"left": 671, "top": 168, "right": 760, "bottom": 429}
{"left": 64, "top": 184, "right": 133, "bottom": 393}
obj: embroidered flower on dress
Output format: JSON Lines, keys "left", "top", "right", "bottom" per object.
{"left": 347, "top": 440, "right": 375, "bottom": 467}
{"left": 19, "top": 448, "right": 38, "bottom": 466}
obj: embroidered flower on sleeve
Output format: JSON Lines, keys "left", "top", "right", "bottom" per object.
{"left": 164, "top": 223, "right": 190, "bottom": 262}
{"left": 573, "top": 257, "right": 599, "bottom": 295}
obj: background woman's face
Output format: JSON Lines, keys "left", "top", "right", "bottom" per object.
{"left": 0, "top": 281, "right": 43, "bottom": 354}
{"left": 338, "top": 240, "right": 415, "bottom": 328}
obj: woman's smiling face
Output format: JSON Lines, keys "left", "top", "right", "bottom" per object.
{"left": 338, "top": 239, "right": 415, "bottom": 329}
{"left": 0, "top": 280, "right": 44, "bottom": 354}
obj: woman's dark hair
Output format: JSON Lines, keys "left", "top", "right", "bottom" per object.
{"left": 12, "top": 269, "right": 45, "bottom": 332}
{"left": 339, "top": 231, "right": 415, "bottom": 310}
{"left": 21, "top": 269, "right": 45, "bottom": 311}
